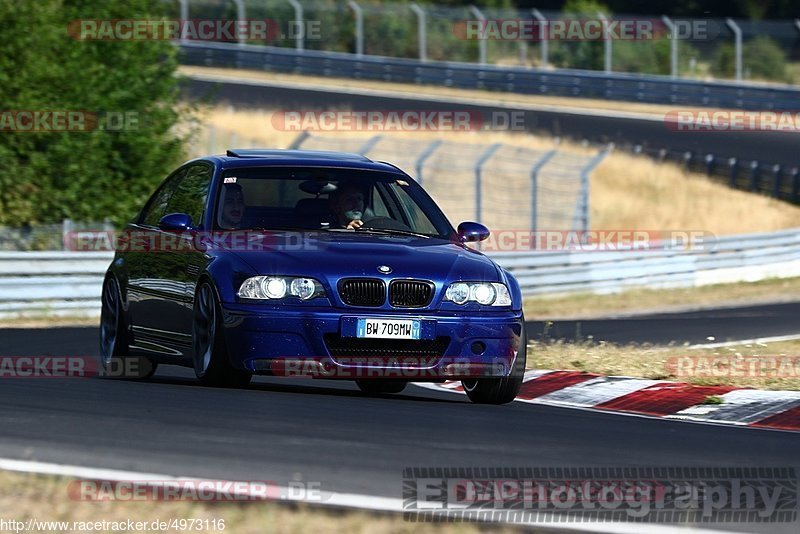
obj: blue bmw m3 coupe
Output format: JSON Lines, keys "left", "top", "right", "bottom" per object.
{"left": 100, "top": 149, "right": 526, "bottom": 404}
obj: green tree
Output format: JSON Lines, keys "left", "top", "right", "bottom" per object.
{"left": 0, "top": 0, "right": 187, "bottom": 226}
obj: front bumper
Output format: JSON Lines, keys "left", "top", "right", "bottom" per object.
{"left": 220, "top": 303, "right": 523, "bottom": 380}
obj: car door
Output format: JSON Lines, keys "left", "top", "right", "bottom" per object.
{"left": 161, "top": 162, "right": 214, "bottom": 338}
{"left": 125, "top": 167, "right": 186, "bottom": 342}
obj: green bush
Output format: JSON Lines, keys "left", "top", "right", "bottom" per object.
{"left": 0, "top": 0, "right": 187, "bottom": 227}
{"left": 711, "top": 36, "right": 791, "bottom": 83}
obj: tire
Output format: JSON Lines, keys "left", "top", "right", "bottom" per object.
{"left": 461, "top": 320, "right": 527, "bottom": 405}
{"left": 355, "top": 379, "right": 408, "bottom": 394}
{"left": 99, "top": 277, "right": 157, "bottom": 380}
{"left": 192, "top": 282, "right": 252, "bottom": 388}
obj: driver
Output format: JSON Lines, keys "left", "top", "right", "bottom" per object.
{"left": 328, "top": 182, "right": 366, "bottom": 230}
{"left": 219, "top": 183, "right": 246, "bottom": 230}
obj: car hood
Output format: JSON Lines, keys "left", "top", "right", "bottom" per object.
{"left": 224, "top": 231, "right": 500, "bottom": 282}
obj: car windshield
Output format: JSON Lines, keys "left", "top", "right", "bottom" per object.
{"left": 214, "top": 166, "right": 454, "bottom": 239}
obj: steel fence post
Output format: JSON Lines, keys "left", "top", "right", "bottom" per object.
{"left": 474, "top": 144, "right": 502, "bottom": 222}
{"left": 358, "top": 135, "right": 382, "bottom": 154}
{"left": 574, "top": 145, "right": 612, "bottom": 233}
{"left": 233, "top": 0, "right": 246, "bottom": 46}
{"left": 749, "top": 161, "right": 760, "bottom": 192}
{"left": 414, "top": 140, "right": 442, "bottom": 185}
{"left": 287, "top": 131, "right": 310, "bottom": 149}
{"left": 469, "top": 6, "right": 488, "bottom": 65}
{"left": 725, "top": 18, "right": 742, "bottom": 82}
{"left": 410, "top": 3, "right": 427, "bottom": 62}
{"left": 728, "top": 157, "right": 738, "bottom": 187}
{"left": 530, "top": 149, "right": 557, "bottom": 232}
{"left": 179, "top": 0, "right": 189, "bottom": 42}
{"left": 348, "top": 0, "right": 364, "bottom": 57}
{"left": 772, "top": 164, "right": 782, "bottom": 198}
{"left": 531, "top": 9, "right": 548, "bottom": 68}
{"left": 287, "top": 0, "right": 304, "bottom": 51}
{"left": 598, "top": 12, "right": 612, "bottom": 73}
{"left": 661, "top": 15, "right": 678, "bottom": 79}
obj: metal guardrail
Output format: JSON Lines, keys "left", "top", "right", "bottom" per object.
{"left": 3, "top": 229, "right": 800, "bottom": 317}
{"left": 0, "top": 251, "right": 113, "bottom": 318}
{"left": 179, "top": 41, "right": 800, "bottom": 110}
{"left": 492, "top": 228, "right": 800, "bottom": 296}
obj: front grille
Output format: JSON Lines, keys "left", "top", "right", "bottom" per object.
{"left": 338, "top": 278, "right": 385, "bottom": 307}
{"left": 324, "top": 334, "right": 450, "bottom": 364}
{"left": 389, "top": 280, "right": 434, "bottom": 307}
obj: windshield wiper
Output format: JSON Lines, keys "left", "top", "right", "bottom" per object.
{"left": 355, "top": 227, "right": 432, "bottom": 239}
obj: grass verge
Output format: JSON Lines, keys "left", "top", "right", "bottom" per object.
{"left": 527, "top": 338, "right": 800, "bottom": 391}
{"left": 0, "top": 471, "right": 522, "bottom": 534}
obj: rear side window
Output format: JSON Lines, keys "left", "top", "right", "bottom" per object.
{"left": 139, "top": 169, "right": 186, "bottom": 227}
{"left": 165, "top": 164, "right": 213, "bottom": 228}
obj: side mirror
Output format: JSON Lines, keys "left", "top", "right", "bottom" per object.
{"left": 158, "top": 213, "right": 193, "bottom": 231}
{"left": 457, "top": 221, "right": 490, "bottom": 243}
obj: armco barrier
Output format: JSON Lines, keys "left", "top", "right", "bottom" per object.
{"left": 179, "top": 41, "right": 800, "bottom": 111}
{"left": 1, "top": 228, "right": 799, "bottom": 317}
{"left": 0, "top": 251, "right": 113, "bottom": 318}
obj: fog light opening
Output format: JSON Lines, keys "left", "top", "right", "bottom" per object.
{"left": 470, "top": 341, "right": 486, "bottom": 355}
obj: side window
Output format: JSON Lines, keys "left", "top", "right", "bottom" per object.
{"left": 165, "top": 164, "right": 213, "bottom": 227}
{"left": 388, "top": 182, "right": 438, "bottom": 234}
{"left": 371, "top": 188, "right": 391, "bottom": 218}
{"left": 139, "top": 169, "right": 186, "bottom": 227}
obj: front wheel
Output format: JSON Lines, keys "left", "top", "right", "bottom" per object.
{"left": 461, "top": 321, "right": 526, "bottom": 405}
{"left": 99, "top": 277, "right": 157, "bottom": 380}
{"left": 192, "top": 282, "right": 252, "bottom": 388}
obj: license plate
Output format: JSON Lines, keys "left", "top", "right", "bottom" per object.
{"left": 356, "top": 318, "right": 420, "bottom": 339}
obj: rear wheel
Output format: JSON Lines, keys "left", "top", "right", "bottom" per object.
{"left": 355, "top": 379, "right": 408, "bottom": 394}
{"left": 461, "top": 321, "right": 526, "bottom": 405}
{"left": 99, "top": 277, "right": 157, "bottom": 379}
{"left": 192, "top": 282, "right": 252, "bottom": 388}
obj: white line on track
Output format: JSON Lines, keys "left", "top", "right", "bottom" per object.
{"left": 688, "top": 333, "right": 800, "bottom": 349}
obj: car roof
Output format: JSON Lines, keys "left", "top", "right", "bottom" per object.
{"left": 194, "top": 149, "right": 406, "bottom": 174}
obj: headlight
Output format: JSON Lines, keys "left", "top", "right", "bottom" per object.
{"left": 444, "top": 282, "right": 470, "bottom": 305}
{"left": 444, "top": 282, "right": 511, "bottom": 307}
{"left": 238, "top": 276, "right": 325, "bottom": 300}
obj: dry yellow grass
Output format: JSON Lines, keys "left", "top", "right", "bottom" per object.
{"left": 527, "top": 338, "right": 800, "bottom": 391}
{"left": 591, "top": 152, "right": 800, "bottom": 234}
{"left": 0, "top": 471, "right": 513, "bottom": 534}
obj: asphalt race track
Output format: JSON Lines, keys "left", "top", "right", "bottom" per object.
{"left": 2, "top": 303, "right": 799, "bottom": 533}
{"left": 528, "top": 301, "right": 800, "bottom": 345}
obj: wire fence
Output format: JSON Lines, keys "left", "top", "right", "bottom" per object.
{"left": 1, "top": 131, "right": 609, "bottom": 250}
